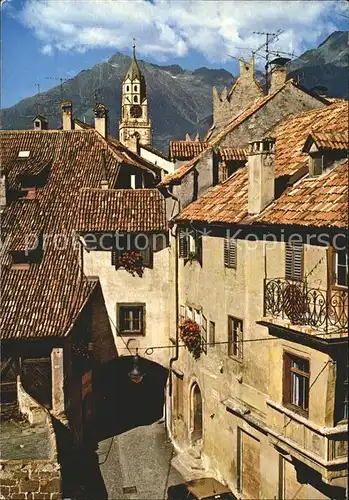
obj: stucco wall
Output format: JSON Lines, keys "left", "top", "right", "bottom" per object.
{"left": 139, "top": 147, "right": 174, "bottom": 174}
{"left": 82, "top": 238, "right": 172, "bottom": 367}
{"left": 169, "top": 232, "right": 346, "bottom": 498}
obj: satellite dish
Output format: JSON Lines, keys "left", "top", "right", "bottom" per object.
{"left": 270, "top": 57, "right": 291, "bottom": 67}
{"left": 310, "top": 85, "right": 328, "bottom": 94}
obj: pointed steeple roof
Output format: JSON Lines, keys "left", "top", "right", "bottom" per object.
{"left": 124, "top": 43, "right": 143, "bottom": 81}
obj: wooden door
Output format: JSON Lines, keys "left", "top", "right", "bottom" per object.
{"left": 241, "top": 430, "right": 260, "bottom": 499}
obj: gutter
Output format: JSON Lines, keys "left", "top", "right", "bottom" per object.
{"left": 168, "top": 187, "right": 180, "bottom": 397}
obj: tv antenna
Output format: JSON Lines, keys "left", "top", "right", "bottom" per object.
{"left": 45, "top": 76, "right": 68, "bottom": 102}
{"left": 253, "top": 30, "right": 284, "bottom": 92}
{"left": 20, "top": 83, "right": 54, "bottom": 121}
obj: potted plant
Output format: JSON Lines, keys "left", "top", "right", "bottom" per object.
{"left": 179, "top": 318, "right": 203, "bottom": 359}
{"left": 118, "top": 250, "right": 144, "bottom": 277}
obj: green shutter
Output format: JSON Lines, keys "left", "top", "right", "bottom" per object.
{"left": 285, "top": 241, "right": 303, "bottom": 280}
{"left": 224, "top": 237, "right": 237, "bottom": 268}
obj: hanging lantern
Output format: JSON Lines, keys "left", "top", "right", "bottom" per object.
{"left": 128, "top": 349, "right": 145, "bottom": 384}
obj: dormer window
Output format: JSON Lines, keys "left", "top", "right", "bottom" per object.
{"left": 18, "top": 151, "right": 30, "bottom": 159}
{"left": 9, "top": 232, "right": 43, "bottom": 269}
{"left": 35, "top": 121, "right": 40, "bottom": 127}
{"left": 310, "top": 154, "right": 323, "bottom": 177}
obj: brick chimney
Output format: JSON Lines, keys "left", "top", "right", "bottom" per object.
{"left": 94, "top": 103, "right": 109, "bottom": 139}
{"left": 61, "top": 100, "right": 73, "bottom": 130}
{"left": 269, "top": 67, "right": 287, "bottom": 94}
{"left": 247, "top": 138, "right": 275, "bottom": 215}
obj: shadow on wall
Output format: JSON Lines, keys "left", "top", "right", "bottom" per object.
{"left": 93, "top": 356, "right": 169, "bottom": 441}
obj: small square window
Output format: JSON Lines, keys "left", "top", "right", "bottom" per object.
{"left": 117, "top": 303, "right": 145, "bottom": 335}
{"left": 18, "top": 151, "right": 30, "bottom": 158}
{"left": 283, "top": 352, "right": 310, "bottom": 415}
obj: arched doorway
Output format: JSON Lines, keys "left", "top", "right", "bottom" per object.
{"left": 191, "top": 383, "right": 203, "bottom": 446}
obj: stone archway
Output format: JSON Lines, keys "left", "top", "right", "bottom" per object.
{"left": 190, "top": 382, "right": 203, "bottom": 447}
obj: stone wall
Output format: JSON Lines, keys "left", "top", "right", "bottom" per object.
{"left": 212, "top": 57, "right": 264, "bottom": 130}
{"left": 0, "top": 459, "right": 61, "bottom": 500}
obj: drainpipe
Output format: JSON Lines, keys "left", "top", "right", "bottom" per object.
{"left": 165, "top": 187, "right": 180, "bottom": 398}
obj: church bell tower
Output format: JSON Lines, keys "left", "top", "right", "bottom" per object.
{"left": 119, "top": 43, "right": 152, "bottom": 150}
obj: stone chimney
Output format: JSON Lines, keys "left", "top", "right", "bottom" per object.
{"left": 94, "top": 103, "right": 109, "bottom": 139}
{"left": 0, "top": 168, "right": 6, "bottom": 212}
{"left": 269, "top": 67, "right": 287, "bottom": 94}
{"left": 101, "top": 150, "right": 109, "bottom": 189}
{"left": 61, "top": 101, "right": 73, "bottom": 130}
{"left": 247, "top": 138, "right": 275, "bottom": 215}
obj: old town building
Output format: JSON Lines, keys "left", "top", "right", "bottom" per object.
{"left": 162, "top": 100, "right": 348, "bottom": 499}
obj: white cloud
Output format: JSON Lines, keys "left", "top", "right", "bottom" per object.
{"left": 17, "top": 0, "right": 347, "bottom": 64}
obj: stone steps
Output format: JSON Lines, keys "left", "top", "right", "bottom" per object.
{"left": 171, "top": 450, "right": 206, "bottom": 481}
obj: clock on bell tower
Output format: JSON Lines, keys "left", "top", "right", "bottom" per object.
{"left": 119, "top": 43, "right": 152, "bottom": 151}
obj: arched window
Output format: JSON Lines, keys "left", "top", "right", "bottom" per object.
{"left": 134, "top": 85, "right": 138, "bottom": 92}
{"left": 191, "top": 383, "right": 203, "bottom": 444}
{"left": 126, "top": 85, "right": 130, "bottom": 92}
{"left": 134, "top": 95, "right": 138, "bottom": 103}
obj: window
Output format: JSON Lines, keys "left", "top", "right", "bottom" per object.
{"left": 134, "top": 85, "right": 138, "bottom": 92}
{"left": 111, "top": 234, "right": 152, "bottom": 269}
{"left": 178, "top": 228, "right": 202, "bottom": 263}
{"left": 117, "top": 303, "right": 145, "bottom": 335}
{"left": 134, "top": 95, "right": 138, "bottom": 103}
{"left": 283, "top": 353, "right": 309, "bottom": 414}
{"left": 35, "top": 121, "right": 40, "bottom": 127}
{"left": 201, "top": 314, "right": 207, "bottom": 354}
{"left": 285, "top": 240, "right": 304, "bottom": 280}
{"left": 209, "top": 321, "right": 215, "bottom": 347}
{"left": 18, "top": 151, "right": 30, "bottom": 158}
{"left": 335, "top": 249, "right": 348, "bottom": 287}
{"left": 126, "top": 85, "right": 129, "bottom": 92}
{"left": 224, "top": 236, "right": 237, "bottom": 268}
{"left": 228, "top": 317, "right": 243, "bottom": 359}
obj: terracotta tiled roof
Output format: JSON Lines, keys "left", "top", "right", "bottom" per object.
{"left": 77, "top": 188, "right": 167, "bottom": 232}
{"left": 305, "top": 130, "right": 348, "bottom": 151}
{"left": 169, "top": 140, "right": 208, "bottom": 160}
{"left": 175, "top": 166, "right": 248, "bottom": 224}
{"left": 251, "top": 159, "right": 348, "bottom": 228}
{"left": 0, "top": 128, "right": 161, "bottom": 340}
{"left": 218, "top": 147, "right": 247, "bottom": 162}
{"left": 162, "top": 80, "right": 327, "bottom": 188}
{"left": 175, "top": 101, "right": 348, "bottom": 228}
{"left": 107, "top": 136, "right": 162, "bottom": 174}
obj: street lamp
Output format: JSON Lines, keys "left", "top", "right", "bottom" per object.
{"left": 128, "top": 348, "right": 145, "bottom": 384}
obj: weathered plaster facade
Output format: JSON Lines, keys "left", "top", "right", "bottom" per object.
{"left": 168, "top": 233, "right": 348, "bottom": 499}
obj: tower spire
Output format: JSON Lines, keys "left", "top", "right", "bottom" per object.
{"left": 132, "top": 37, "right": 136, "bottom": 59}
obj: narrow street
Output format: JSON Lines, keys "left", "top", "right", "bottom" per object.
{"left": 97, "top": 419, "right": 183, "bottom": 499}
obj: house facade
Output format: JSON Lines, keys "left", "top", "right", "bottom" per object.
{"left": 164, "top": 101, "right": 348, "bottom": 499}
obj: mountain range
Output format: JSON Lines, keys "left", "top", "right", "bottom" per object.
{"left": 1, "top": 31, "right": 347, "bottom": 152}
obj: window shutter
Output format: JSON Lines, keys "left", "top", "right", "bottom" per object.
{"left": 327, "top": 246, "right": 335, "bottom": 287}
{"left": 202, "top": 314, "right": 207, "bottom": 354}
{"left": 285, "top": 241, "right": 303, "bottom": 280}
{"left": 179, "top": 229, "right": 189, "bottom": 258}
{"left": 195, "top": 232, "right": 203, "bottom": 264}
{"left": 139, "top": 245, "right": 152, "bottom": 267}
{"left": 111, "top": 247, "right": 119, "bottom": 268}
{"left": 283, "top": 353, "right": 292, "bottom": 405}
{"left": 224, "top": 237, "right": 237, "bottom": 268}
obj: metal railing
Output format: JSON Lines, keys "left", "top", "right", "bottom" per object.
{"left": 264, "top": 278, "right": 348, "bottom": 334}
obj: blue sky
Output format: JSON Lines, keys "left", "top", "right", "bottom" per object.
{"left": 2, "top": 0, "right": 348, "bottom": 109}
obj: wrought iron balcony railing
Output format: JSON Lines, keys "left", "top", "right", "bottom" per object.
{"left": 264, "top": 278, "right": 348, "bottom": 334}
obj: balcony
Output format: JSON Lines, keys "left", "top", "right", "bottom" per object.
{"left": 263, "top": 278, "right": 348, "bottom": 336}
